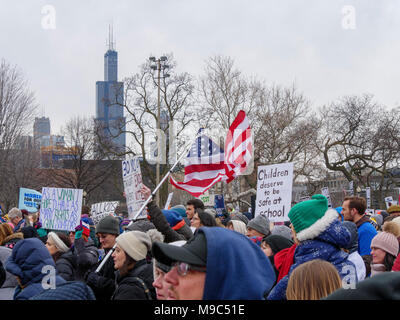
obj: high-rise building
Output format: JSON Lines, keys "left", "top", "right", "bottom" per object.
{"left": 33, "top": 117, "right": 50, "bottom": 148}
{"left": 95, "top": 27, "right": 126, "bottom": 156}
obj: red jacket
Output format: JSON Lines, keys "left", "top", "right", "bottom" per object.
{"left": 392, "top": 253, "right": 400, "bottom": 272}
{"left": 274, "top": 243, "right": 297, "bottom": 282}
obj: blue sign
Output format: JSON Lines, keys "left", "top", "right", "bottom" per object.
{"left": 214, "top": 194, "right": 225, "bottom": 215}
{"left": 19, "top": 188, "right": 42, "bottom": 213}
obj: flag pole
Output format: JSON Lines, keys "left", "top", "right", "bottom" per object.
{"left": 95, "top": 130, "right": 205, "bottom": 274}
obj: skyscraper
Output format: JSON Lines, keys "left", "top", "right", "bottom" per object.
{"left": 95, "top": 26, "right": 126, "bottom": 156}
{"left": 33, "top": 116, "right": 50, "bottom": 148}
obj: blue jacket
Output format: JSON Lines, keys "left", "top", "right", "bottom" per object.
{"left": 357, "top": 221, "right": 377, "bottom": 256}
{"left": 5, "top": 238, "right": 66, "bottom": 300}
{"left": 200, "top": 227, "right": 276, "bottom": 299}
{"left": 267, "top": 219, "right": 356, "bottom": 300}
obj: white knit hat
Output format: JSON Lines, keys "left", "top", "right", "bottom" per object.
{"left": 116, "top": 231, "right": 152, "bottom": 261}
{"left": 47, "top": 232, "right": 69, "bottom": 253}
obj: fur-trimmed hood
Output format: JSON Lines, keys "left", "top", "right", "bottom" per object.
{"left": 2, "top": 233, "right": 24, "bottom": 246}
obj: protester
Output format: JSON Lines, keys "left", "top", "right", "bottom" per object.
{"left": 171, "top": 205, "right": 191, "bottom": 226}
{"left": 85, "top": 215, "right": 120, "bottom": 300}
{"left": 341, "top": 221, "right": 366, "bottom": 281}
{"left": 246, "top": 214, "right": 271, "bottom": 238}
{"left": 191, "top": 208, "right": 217, "bottom": 229}
{"left": 186, "top": 198, "right": 205, "bottom": 220}
{"left": 286, "top": 259, "right": 342, "bottom": 300}
{"left": 226, "top": 219, "right": 247, "bottom": 235}
{"left": 5, "top": 238, "right": 66, "bottom": 300}
{"left": 271, "top": 224, "right": 293, "bottom": 241}
{"left": 111, "top": 231, "right": 155, "bottom": 300}
{"left": 152, "top": 227, "right": 276, "bottom": 299}
{"left": 387, "top": 205, "right": 400, "bottom": 220}
{"left": 20, "top": 226, "right": 39, "bottom": 239}
{"left": 274, "top": 242, "right": 298, "bottom": 283}
{"left": 230, "top": 212, "right": 249, "bottom": 225}
{"left": 268, "top": 194, "right": 356, "bottom": 300}
{"left": 0, "top": 223, "right": 23, "bottom": 249}
{"left": 341, "top": 196, "right": 377, "bottom": 255}
{"left": 370, "top": 231, "right": 399, "bottom": 276}
{"left": 0, "top": 246, "right": 17, "bottom": 300}
{"left": 7, "top": 208, "right": 26, "bottom": 233}
{"left": 45, "top": 231, "right": 71, "bottom": 262}
{"left": 382, "top": 221, "right": 400, "bottom": 245}
{"left": 370, "top": 214, "right": 384, "bottom": 231}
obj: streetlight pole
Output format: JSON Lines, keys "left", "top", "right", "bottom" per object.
{"left": 149, "top": 56, "right": 170, "bottom": 207}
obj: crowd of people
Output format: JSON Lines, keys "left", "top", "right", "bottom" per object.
{"left": 1, "top": 185, "right": 400, "bottom": 300}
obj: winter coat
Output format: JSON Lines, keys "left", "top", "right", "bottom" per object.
{"left": 0, "top": 246, "right": 17, "bottom": 300}
{"left": 111, "top": 259, "right": 155, "bottom": 300}
{"left": 85, "top": 247, "right": 117, "bottom": 301}
{"left": 267, "top": 218, "right": 356, "bottom": 300}
{"left": 147, "top": 201, "right": 193, "bottom": 243}
{"left": 2, "top": 233, "right": 24, "bottom": 249}
{"left": 370, "top": 263, "right": 387, "bottom": 277}
{"left": 5, "top": 238, "right": 66, "bottom": 300}
{"left": 56, "top": 238, "right": 98, "bottom": 282}
{"left": 200, "top": 227, "right": 276, "bottom": 299}
{"left": 355, "top": 215, "right": 378, "bottom": 256}
{"left": 13, "top": 219, "right": 26, "bottom": 233}
{"left": 29, "top": 281, "right": 96, "bottom": 300}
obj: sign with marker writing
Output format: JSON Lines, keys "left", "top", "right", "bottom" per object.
{"left": 91, "top": 201, "right": 119, "bottom": 225}
{"left": 122, "top": 156, "right": 146, "bottom": 219}
{"left": 255, "top": 162, "right": 294, "bottom": 222}
{"left": 39, "top": 187, "right": 83, "bottom": 231}
{"left": 19, "top": 187, "right": 42, "bottom": 213}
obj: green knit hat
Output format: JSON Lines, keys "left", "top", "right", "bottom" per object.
{"left": 288, "top": 194, "right": 338, "bottom": 242}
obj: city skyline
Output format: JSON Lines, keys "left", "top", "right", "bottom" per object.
{"left": 1, "top": 1, "right": 400, "bottom": 138}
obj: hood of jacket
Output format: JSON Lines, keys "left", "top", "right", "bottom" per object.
{"left": 2, "top": 232, "right": 24, "bottom": 246}
{"left": 341, "top": 221, "right": 359, "bottom": 253}
{"left": 200, "top": 227, "right": 276, "bottom": 300}
{"left": 5, "top": 238, "right": 56, "bottom": 286}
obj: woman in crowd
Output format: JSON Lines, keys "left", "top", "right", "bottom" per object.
{"left": 370, "top": 231, "right": 399, "bottom": 276}
{"left": 45, "top": 231, "right": 71, "bottom": 262}
{"left": 0, "top": 223, "right": 23, "bottom": 249}
{"left": 226, "top": 219, "right": 247, "bottom": 235}
{"left": 190, "top": 208, "right": 217, "bottom": 230}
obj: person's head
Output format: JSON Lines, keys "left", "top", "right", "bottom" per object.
{"left": 7, "top": 208, "right": 23, "bottom": 227}
{"left": 0, "top": 222, "right": 14, "bottom": 245}
{"left": 246, "top": 214, "right": 270, "bottom": 237}
{"left": 112, "top": 231, "right": 152, "bottom": 276}
{"left": 227, "top": 203, "right": 234, "bottom": 213}
{"left": 270, "top": 224, "right": 293, "bottom": 241}
{"left": 226, "top": 220, "right": 247, "bottom": 235}
{"left": 95, "top": 215, "right": 120, "bottom": 249}
{"left": 370, "top": 214, "right": 384, "bottom": 231}
{"left": 261, "top": 234, "right": 294, "bottom": 258}
{"left": 382, "top": 221, "right": 400, "bottom": 238}
{"left": 191, "top": 209, "right": 217, "bottom": 229}
{"left": 342, "top": 196, "right": 367, "bottom": 222}
{"left": 81, "top": 205, "right": 91, "bottom": 217}
{"left": 20, "top": 226, "right": 39, "bottom": 239}
{"left": 186, "top": 199, "right": 204, "bottom": 220}
{"left": 46, "top": 232, "right": 71, "bottom": 260}
{"left": 230, "top": 212, "right": 249, "bottom": 225}
{"left": 170, "top": 205, "right": 187, "bottom": 218}
{"left": 152, "top": 240, "right": 186, "bottom": 300}
{"left": 387, "top": 205, "right": 400, "bottom": 216}
{"left": 370, "top": 231, "right": 399, "bottom": 270}
{"left": 286, "top": 259, "right": 342, "bottom": 300}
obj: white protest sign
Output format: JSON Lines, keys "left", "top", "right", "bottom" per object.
{"left": 366, "top": 187, "right": 371, "bottom": 208}
{"left": 199, "top": 194, "right": 215, "bottom": 207}
{"left": 298, "top": 196, "right": 311, "bottom": 203}
{"left": 164, "top": 193, "right": 174, "bottom": 210}
{"left": 39, "top": 187, "right": 83, "bottom": 231}
{"left": 122, "top": 156, "right": 146, "bottom": 219}
{"left": 385, "top": 196, "right": 394, "bottom": 209}
{"left": 365, "top": 208, "right": 375, "bottom": 215}
{"left": 91, "top": 201, "right": 119, "bottom": 225}
{"left": 255, "top": 162, "right": 294, "bottom": 222}
{"left": 321, "top": 187, "right": 333, "bottom": 208}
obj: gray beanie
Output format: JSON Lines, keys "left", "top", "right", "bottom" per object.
{"left": 126, "top": 219, "right": 156, "bottom": 232}
{"left": 231, "top": 213, "right": 249, "bottom": 225}
{"left": 247, "top": 214, "right": 270, "bottom": 236}
{"left": 95, "top": 215, "right": 120, "bottom": 235}
{"left": 371, "top": 214, "right": 383, "bottom": 227}
{"left": 271, "top": 225, "right": 293, "bottom": 241}
{"left": 116, "top": 230, "right": 151, "bottom": 261}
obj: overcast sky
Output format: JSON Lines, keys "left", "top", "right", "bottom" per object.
{"left": 1, "top": 0, "right": 400, "bottom": 136}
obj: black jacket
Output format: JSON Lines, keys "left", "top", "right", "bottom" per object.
{"left": 56, "top": 238, "right": 98, "bottom": 282}
{"left": 85, "top": 248, "right": 117, "bottom": 301}
{"left": 111, "top": 259, "right": 155, "bottom": 300}
{"left": 147, "top": 201, "right": 193, "bottom": 243}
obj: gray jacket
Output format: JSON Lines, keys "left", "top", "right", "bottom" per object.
{"left": 0, "top": 246, "right": 17, "bottom": 300}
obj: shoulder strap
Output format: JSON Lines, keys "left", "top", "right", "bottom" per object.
{"left": 131, "top": 277, "right": 152, "bottom": 300}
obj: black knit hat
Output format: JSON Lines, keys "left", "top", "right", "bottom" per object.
{"left": 95, "top": 216, "right": 120, "bottom": 235}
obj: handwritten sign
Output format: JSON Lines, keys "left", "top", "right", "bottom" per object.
{"left": 91, "top": 201, "right": 119, "bottom": 225}
{"left": 39, "top": 187, "right": 83, "bottom": 231}
{"left": 19, "top": 188, "right": 42, "bottom": 213}
{"left": 122, "top": 156, "right": 146, "bottom": 219}
{"left": 255, "top": 162, "right": 294, "bottom": 222}
{"left": 199, "top": 194, "right": 215, "bottom": 207}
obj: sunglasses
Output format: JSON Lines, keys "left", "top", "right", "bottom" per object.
{"left": 172, "top": 261, "right": 206, "bottom": 276}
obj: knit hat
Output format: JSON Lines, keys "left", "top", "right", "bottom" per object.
{"left": 228, "top": 220, "right": 247, "bottom": 235}
{"left": 388, "top": 205, "right": 400, "bottom": 214}
{"left": 231, "top": 213, "right": 249, "bottom": 225}
{"left": 162, "top": 210, "right": 185, "bottom": 230}
{"left": 47, "top": 232, "right": 70, "bottom": 253}
{"left": 95, "top": 216, "right": 120, "bottom": 235}
{"left": 21, "top": 226, "right": 39, "bottom": 239}
{"left": 336, "top": 207, "right": 344, "bottom": 221}
{"left": 262, "top": 234, "right": 294, "bottom": 255}
{"left": 392, "top": 216, "right": 400, "bottom": 229}
{"left": 271, "top": 225, "right": 293, "bottom": 241}
{"left": 288, "top": 194, "right": 338, "bottom": 242}
{"left": 116, "top": 231, "right": 152, "bottom": 261}
{"left": 76, "top": 219, "right": 91, "bottom": 237}
{"left": 170, "top": 205, "right": 187, "bottom": 218}
{"left": 370, "top": 232, "right": 399, "bottom": 257}
{"left": 126, "top": 219, "right": 156, "bottom": 232}
{"left": 247, "top": 214, "right": 270, "bottom": 236}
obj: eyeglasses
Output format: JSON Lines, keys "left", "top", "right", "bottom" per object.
{"left": 172, "top": 261, "right": 206, "bottom": 276}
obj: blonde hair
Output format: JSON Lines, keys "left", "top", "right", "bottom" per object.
{"left": 286, "top": 259, "right": 342, "bottom": 300}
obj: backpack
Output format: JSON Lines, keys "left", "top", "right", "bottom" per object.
{"left": 131, "top": 277, "right": 153, "bottom": 300}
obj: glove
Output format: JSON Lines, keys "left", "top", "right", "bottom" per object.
{"left": 75, "top": 230, "right": 83, "bottom": 240}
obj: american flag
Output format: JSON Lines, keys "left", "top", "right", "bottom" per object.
{"left": 170, "top": 110, "right": 252, "bottom": 197}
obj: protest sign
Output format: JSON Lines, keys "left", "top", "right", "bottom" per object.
{"left": 321, "top": 187, "right": 333, "bottom": 208}
{"left": 255, "top": 162, "right": 294, "bottom": 222}
{"left": 91, "top": 201, "right": 119, "bottom": 225}
{"left": 19, "top": 188, "right": 42, "bottom": 213}
{"left": 199, "top": 194, "right": 215, "bottom": 207}
{"left": 385, "top": 196, "right": 397, "bottom": 209}
{"left": 365, "top": 208, "right": 375, "bottom": 215}
{"left": 366, "top": 187, "right": 371, "bottom": 208}
{"left": 164, "top": 193, "right": 174, "bottom": 210}
{"left": 298, "top": 196, "right": 311, "bottom": 203}
{"left": 214, "top": 194, "right": 225, "bottom": 215}
{"left": 40, "top": 187, "right": 83, "bottom": 231}
{"left": 122, "top": 156, "right": 146, "bottom": 219}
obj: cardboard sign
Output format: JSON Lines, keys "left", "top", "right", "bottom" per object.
{"left": 91, "top": 201, "right": 119, "bottom": 225}
{"left": 40, "top": 187, "right": 83, "bottom": 231}
{"left": 19, "top": 188, "right": 42, "bottom": 213}
{"left": 255, "top": 162, "right": 294, "bottom": 222}
{"left": 122, "top": 156, "right": 146, "bottom": 219}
